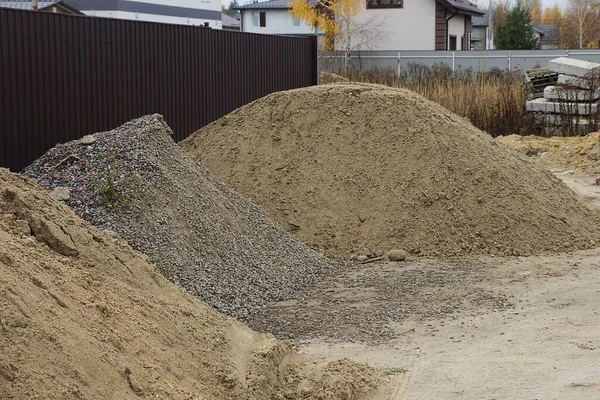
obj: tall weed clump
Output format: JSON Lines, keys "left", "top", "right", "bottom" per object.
{"left": 331, "top": 64, "right": 538, "bottom": 137}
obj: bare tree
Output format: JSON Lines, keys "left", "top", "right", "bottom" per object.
{"left": 565, "top": 0, "right": 600, "bottom": 49}
{"left": 337, "top": 10, "right": 388, "bottom": 65}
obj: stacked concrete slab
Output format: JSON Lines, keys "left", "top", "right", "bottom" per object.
{"left": 526, "top": 57, "right": 600, "bottom": 134}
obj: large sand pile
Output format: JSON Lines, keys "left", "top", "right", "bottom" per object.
{"left": 182, "top": 83, "right": 600, "bottom": 258}
{"left": 497, "top": 132, "right": 600, "bottom": 173}
{"left": 24, "top": 115, "right": 335, "bottom": 321}
{"left": 0, "top": 169, "right": 383, "bottom": 400}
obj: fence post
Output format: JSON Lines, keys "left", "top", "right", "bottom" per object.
{"left": 508, "top": 51, "right": 511, "bottom": 70}
{"left": 397, "top": 52, "right": 401, "bottom": 76}
{"left": 452, "top": 51, "right": 455, "bottom": 74}
{"left": 313, "top": 35, "right": 319, "bottom": 85}
{"left": 566, "top": 49, "right": 570, "bottom": 57}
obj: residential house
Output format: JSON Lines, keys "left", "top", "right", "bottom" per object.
{"left": 236, "top": 0, "right": 316, "bottom": 36}
{"left": 472, "top": 11, "right": 492, "bottom": 50}
{"left": 354, "top": 0, "right": 483, "bottom": 50}
{"left": 65, "top": 0, "right": 222, "bottom": 28}
{"left": 0, "top": 1, "right": 82, "bottom": 14}
{"left": 534, "top": 24, "right": 560, "bottom": 50}
{"left": 222, "top": 12, "right": 241, "bottom": 31}
{"left": 236, "top": 0, "right": 483, "bottom": 50}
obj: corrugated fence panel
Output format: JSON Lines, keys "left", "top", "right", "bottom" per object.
{"left": 0, "top": 8, "right": 318, "bottom": 171}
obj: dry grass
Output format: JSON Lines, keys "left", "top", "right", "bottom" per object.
{"left": 328, "top": 64, "right": 537, "bottom": 137}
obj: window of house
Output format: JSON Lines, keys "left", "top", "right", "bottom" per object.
{"left": 449, "top": 35, "right": 457, "bottom": 50}
{"left": 252, "top": 11, "right": 266, "bottom": 27}
{"left": 366, "top": 0, "right": 402, "bottom": 9}
{"left": 292, "top": 17, "right": 301, "bottom": 27}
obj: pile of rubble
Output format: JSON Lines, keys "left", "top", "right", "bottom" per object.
{"left": 24, "top": 115, "right": 337, "bottom": 322}
{"left": 526, "top": 57, "right": 600, "bottom": 134}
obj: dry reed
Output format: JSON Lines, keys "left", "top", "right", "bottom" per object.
{"left": 328, "top": 64, "right": 538, "bottom": 137}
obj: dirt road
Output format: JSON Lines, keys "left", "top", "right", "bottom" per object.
{"left": 255, "top": 171, "right": 600, "bottom": 399}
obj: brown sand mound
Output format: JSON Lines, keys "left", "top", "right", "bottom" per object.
{"left": 497, "top": 132, "right": 600, "bottom": 173}
{"left": 320, "top": 71, "right": 350, "bottom": 84}
{"left": 182, "top": 83, "right": 600, "bottom": 258}
{"left": 0, "top": 169, "right": 383, "bottom": 400}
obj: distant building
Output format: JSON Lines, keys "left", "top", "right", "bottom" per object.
{"left": 67, "top": 0, "right": 222, "bottom": 29}
{"left": 472, "top": 11, "right": 492, "bottom": 50}
{"left": 236, "top": 0, "right": 315, "bottom": 36}
{"left": 0, "top": 1, "right": 82, "bottom": 14}
{"left": 222, "top": 13, "right": 241, "bottom": 31}
{"left": 534, "top": 24, "right": 561, "bottom": 50}
{"left": 237, "top": 0, "right": 483, "bottom": 51}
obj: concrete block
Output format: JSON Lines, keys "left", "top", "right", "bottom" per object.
{"left": 526, "top": 98, "right": 599, "bottom": 114}
{"left": 548, "top": 57, "right": 600, "bottom": 78}
{"left": 533, "top": 113, "right": 590, "bottom": 125}
{"left": 532, "top": 113, "right": 594, "bottom": 135}
{"left": 557, "top": 74, "right": 593, "bottom": 89}
{"left": 542, "top": 120, "right": 593, "bottom": 136}
{"left": 544, "top": 85, "right": 600, "bottom": 102}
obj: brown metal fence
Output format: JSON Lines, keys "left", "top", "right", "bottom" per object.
{"left": 0, "top": 8, "right": 318, "bottom": 171}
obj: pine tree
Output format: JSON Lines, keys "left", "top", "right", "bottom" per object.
{"left": 494, "top": 5, "right": 540, "bottom": 49}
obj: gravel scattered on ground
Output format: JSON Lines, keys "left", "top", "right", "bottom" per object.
{"left": 23, "top": 114, "right": 339, "bottom": 321}
{"left": 252, "top": 258, "right": 513, "bottom": 344}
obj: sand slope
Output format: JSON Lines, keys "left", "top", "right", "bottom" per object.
{"left": 0, "top": 169, "right": 382, "bottom": 400}
{"left": 183, "top": 83, "right": 600, "bottom": 258}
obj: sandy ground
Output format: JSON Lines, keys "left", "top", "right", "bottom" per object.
{"left": 292, "top": 171, "right": 600, "bottom": 399}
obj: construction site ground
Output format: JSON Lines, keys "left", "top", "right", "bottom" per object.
{"left": 8, "top": 84, "right": 600, "bottom": 399}
{"left": 257, "top": 170, "right": 600, "bottom": 400}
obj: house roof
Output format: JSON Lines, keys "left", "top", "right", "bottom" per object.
{"left": 0, "top": 0, "right": 82, "bottom": 13}
{"left": 236, "top": 0, "right": 296, "bottom": 10}
{"left": 438, "top": 0, "right": 484, "bottom": 16}
{"left": 472, "top": 11, "right": 489, "bottom": 27}
{"left": 534, "top": 24, "right": 560, "bottom": 42}
{"left": 238, "top": 0, "right": 483, "bottom": 13}
{"left": 222, "top": 12, "right": 241, "bottom": 28}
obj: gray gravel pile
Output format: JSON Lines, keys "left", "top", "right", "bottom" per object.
{"left": 24, "top": 114, "right": 336, "bottom": 320}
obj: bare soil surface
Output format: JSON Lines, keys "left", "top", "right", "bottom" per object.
{"left": 252, "top": 257, "right": 512, "bottom": 344}
{"left": 497, "top": 132, "right": 600, "bottom": 173}
{"left": 183, "top": 83, "right": 600, "bottom": 258}
{"left": 254, "top": 171, "right": 600, "bottom": 399}
{"left": 299, "top": 250, "right": 600, "bottom": 400}
{"left": 0, "top": 169, "right": 384, "bottom": 400}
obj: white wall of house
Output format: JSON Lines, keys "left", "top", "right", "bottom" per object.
{"left": 76, "top": 0, "right": 222, "bottom": 28}
{"left": 241, "top": 9, "right": 314, "bottom": 35}
{"left": 447, "top": 14, "right": 465, "bottom": 50}
{"left": 88, "top": 10, "right": 222, "bottom": 28}
{"left": 350, "top": 0, "right": 436, "bottom": 51}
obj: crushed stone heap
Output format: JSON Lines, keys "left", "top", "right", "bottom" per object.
{"left": 0, "top": 169, "right": 383, "bottom": 400}
{"left": 24, "top": 115, "right": 335, "bottom": 321}
{"left": 182, "top": 83, "right": 600, "bottom": 258}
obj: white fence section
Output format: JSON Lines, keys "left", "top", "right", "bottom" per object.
{"left": 320, "top": 49, "right": 600, "bottom": 74}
